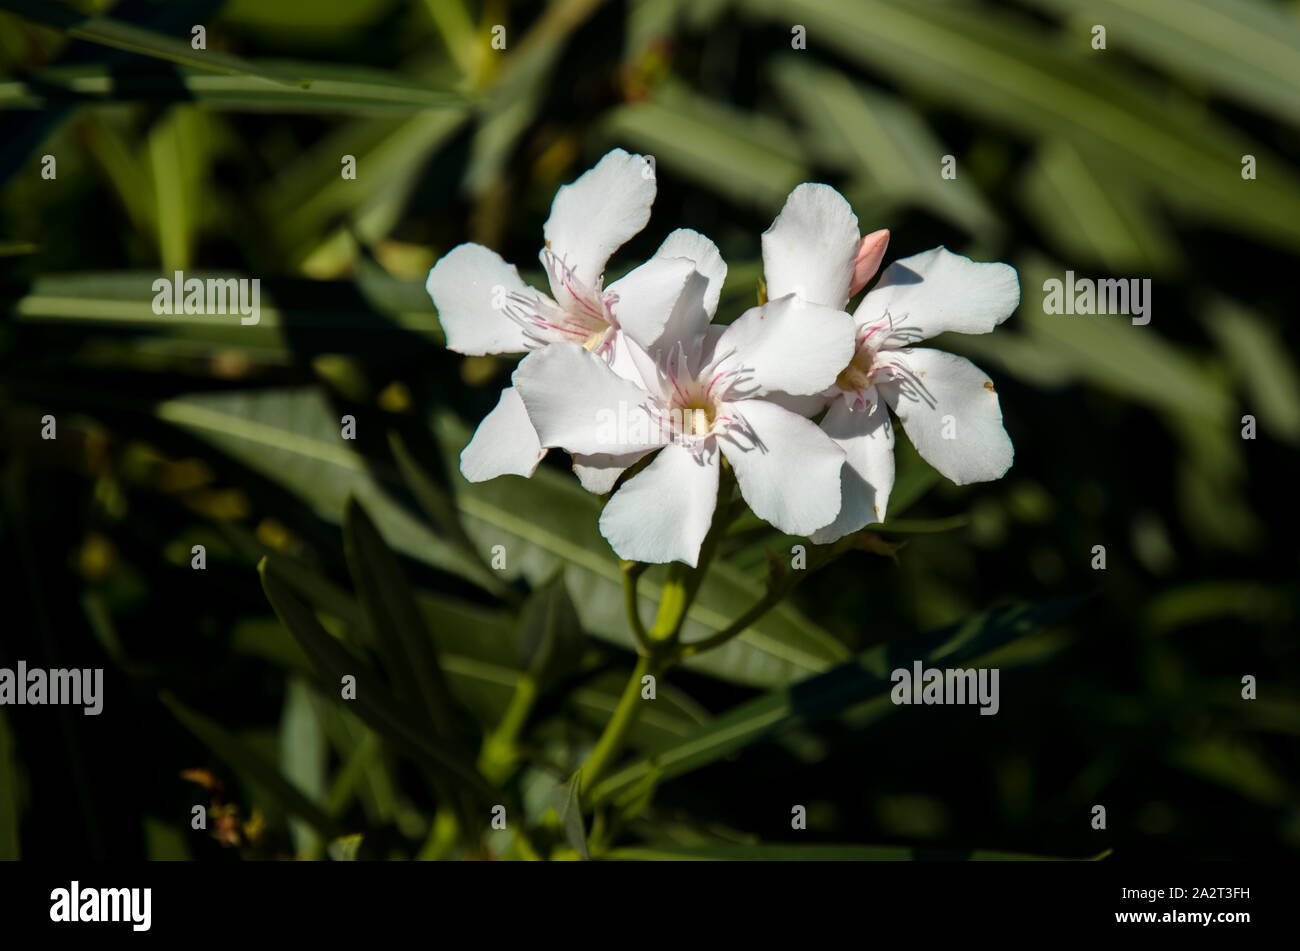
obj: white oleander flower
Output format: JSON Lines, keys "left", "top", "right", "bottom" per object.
{"left": 511, "top": 294, "right": 856, "bottom": 566}
{"left": 426, "top": 148, "right": 703, "bottom": 485}
{"left": 760, "top": 183, "right": 1020, "bottom": 543}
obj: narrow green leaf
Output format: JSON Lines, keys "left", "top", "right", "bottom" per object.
{"left": 1168, "top": 737, "right": 1289, "bottom": 806}
{"left": 772, "top": 57, "right": 1000, "bottom": 240}
{"left": 259, "top": 556, "right": 496, "bottom": 801}
{"left": 389, "top": 429, "right": 519, "bottom": 605}
{"left": 741, "top": 0, "right": 1300, "bottom": 251}
{"left": 1023, "top": 0, "right": 1300, "bottom": 126}
{"left": 1019, "top": 140, "right": 1181, "bottom": 275}
{"left": 6, "top": 270, "right": 443, "bottom": 361}
{"left": 343, "top": 496, "right": 463, "bottom": 742}
{"left": 592, "top": 600, "right": 1079, "bottom": 805}
{"left": 233, "top": 614, "right": 708, "bottom": 753}
{"left": 1201, "top": 298, "right": 1300, "bottom": 445}
{"left": 553, "top": 773, "right": 590, "bottom": 861}
{"left": 977, "top": 254, "right": 1235, "bottom": 427}
{"left": 516, "top": 570, "right": 586, "bottom": 691}
{"left": 280, "top": 676, "right": 328, "bottom": 858}
{"left": 160, "top": 690, "right": 342, "bottom": 839}
{"left": 152, "top": 391, "right": 489, "bottom": 593}
{"left": 601, "top": 80, "right": 808, "bottom": 209}
{"left": 262, "top": 109, "right": 469, "bottom": 260}
{"left": 0, "top": 0, "right": 308, "bottom": 86}
{"left": 0, "top": 63, "right": 468, "bottom": 113}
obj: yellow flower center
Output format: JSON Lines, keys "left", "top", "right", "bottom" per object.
{"left": 679, "top": 402, "right": 714, "bottom": 436}
{"left": 835, "top": 348, "right": 875, "bottom": 392}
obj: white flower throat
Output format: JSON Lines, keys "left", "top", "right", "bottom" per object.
{"left": 504, "top": 248, "right": 618, "bottom": 355}
{"left": 652, "top": 343, "right": 755, "bottom": 449}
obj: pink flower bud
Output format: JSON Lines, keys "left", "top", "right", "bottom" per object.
{"left": 849, "top": 229, "right": 890, "bottom": 296}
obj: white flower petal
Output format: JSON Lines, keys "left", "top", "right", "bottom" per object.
{"left": 657, "top": 229, "right": 727, "bottom": 314}
{"left": 513, "top": 342, "right": 666, "bottom": 457}
{"left": 571, "top": 449, "right": 652, "bottom": 494}
{"left": 459, "top": 386, "right": 546, "bottom": 482}
{"left": 720, "top": 399, "right": 845, "bottom": 535}
{"left": 763, "top": 390, "right": 832, "bottom": 419}
{"left": 809, "top": 398, "right": 895, "bottom": 543}
{"left": 879, "top": 347, "right": 1013, "bottom": 485}
{"left": 598, "top": 443, "right": 719, "bottom": 566}
{"left": 607, "top": 331, "right": 658, "bottom": 388}
{"left": 542, "top": 148, "right": 656, "bottom": 291}
{"left": 855, "top": 246, "right": 1020, "bottom": 347}
{"left": 426, "top": 244, "right": 535, "bottom": 356}
{"left": 713, "top": 295, "right": 855, "bottom": 397}
{"left": 762, "top": 183, "right": 861, "bottom": 310}
{"left": 605, "top": 255, "right": 695, "bottom": 349}
{"left": 654, "top": 229, "right": 728, "bottom": 346}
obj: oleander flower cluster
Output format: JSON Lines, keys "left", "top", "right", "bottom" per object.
{"left": 427, "top": 149, "right": 1020, "bottom": 567}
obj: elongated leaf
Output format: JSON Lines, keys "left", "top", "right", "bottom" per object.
{"left": 259, "top": 557, "right": 496, "bottom": 800}
{"left": 1168, "top": 737, "right": 1289, "bottom": 806}
{"left": 344, "top": 497, "right": 462, "bottom": 740}
{"left": 6, "top": 270, "right": 442, "bottom": 361}
{"left": 591, "top": 600, "right": 1079, "bottom": 805}
{"left": 160, "top": 690, "right": 342, "bottom": 839}
{"left": 772, "top": 57, "right": 1000, "bottom": 241}
{"left": 553, "top": 773, "right": 590, "bottom": 860}
{"left": 1022, "top": 0, "right": 1300, "bottom": 126}
{"left": 1019, "top": 140, "right": 1181, "bottom": 275}
{"left": 1201, "top": 298, "right": 1300, "bottom": 444}
{"left": 389, "top": 429, "right": 519, "bottom": 605}
{"left": 0, "top": 63, "right": 467, "bottom": 113}
{"left": 961, "top": 254, "right": 1235, "bottom": 427}
{"left": 741, "top": 0, "right": 1300, "bottom": 251}
{"left": 233, "top": 615, "right": 708, "bottom": 752}
{"left": 517, "top": 571, "right": 586, "bottom": 690}
{"left": 605, "top": 843, "right": 1106, "bottom": 861}
{"left": 0, "top": 0, "right": 307, "bottom": 86}
{"left": 262, "top": 110, "right": 469, "bottom": 261}
{"left": 230, "top": 548, "right": 710, "bottom": 750}
{"left": 280, "top": 676, "right": 328, "bottom": 858}
{"left": 158, "top": 391, "right": 493, "bottom": 595}
{"left": 600, "top": 80, "right": 808, "bottom": 208}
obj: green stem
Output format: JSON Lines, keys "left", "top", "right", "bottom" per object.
{"left": 578, "top": 653, "right": 656, "bottom": 796}
{"left": 678, "top": 590, "right": 781, "bottom": 659}
{"left": 621, "top": 560, "right": 650, "bottom": 651}
{"left": 478, "top": 673, "right": 539, "bottom": 785}
{"left": 677, "top": 534, "right": 861, "bottom": 660}
{"left": 647, "top": 562, "right": 692, "bottom": 644}
{"left": 575, "top": 468, "right": 736, "bottom": 798}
